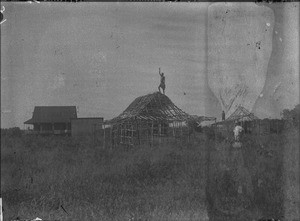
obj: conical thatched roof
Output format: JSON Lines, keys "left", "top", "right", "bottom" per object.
{"left": 107, "top": 92, "right": 192, "bottom": 124}
{"left": 226, "top": 105, "right": 259, "bottom": 121}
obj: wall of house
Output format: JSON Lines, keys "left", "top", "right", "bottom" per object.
{"left": 33, "top": 123, "right": 52, "bottom": 131}
{"left": 108, "top": 120, "right": 191, "bottom": 147}
{"left": 53, "top": 123, "right": 67, "bottom": 130}
{"left": 71, "top": 118, "right": 103, "bottom": 137}
{"left": 33, "top": 123, "right": 71, "bottom": 131}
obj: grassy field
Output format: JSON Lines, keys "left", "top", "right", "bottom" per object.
{"left": 1, "top": 132, "right": 210, "bottom": 221}
{"left": 1, "top": 126, "right": 298, "bottom": 221}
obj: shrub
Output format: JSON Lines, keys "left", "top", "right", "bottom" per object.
{"left": 281, "top": 104, "right": 300, "bottom": 128}
{"left": 1, "top": 127, "right": 23, "bottom": 138}
{"left": 203, "top": 126, "right": 215, "bottom": 140}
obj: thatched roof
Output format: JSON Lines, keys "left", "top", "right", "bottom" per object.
{"left": 107, "top": 92, "right": 192, "bottom": 124}
{"left": 24, "top": 106, "right": 77, "bottom": 124}
{"left": 226, "top": 105, "right": 259, "bottom": 121}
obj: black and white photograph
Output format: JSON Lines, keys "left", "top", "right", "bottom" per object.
{"left": 1, "top": 1, "right": 299, "bottom": 221}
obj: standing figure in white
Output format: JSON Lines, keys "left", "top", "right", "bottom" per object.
{"left": 233, "top": 122, "right": 243, "bottom": 142}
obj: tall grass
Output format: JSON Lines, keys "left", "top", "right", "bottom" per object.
{"left": 1, "top": 133, "right": 209, "bottom": 221}
{"left": 1, "top": 127, "right": 296, "bottom": 220}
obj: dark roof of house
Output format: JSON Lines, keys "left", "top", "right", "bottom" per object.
{"left": 107, "top": 92, "right": 193, "bottom": 124}
{"left": 24, "top": 106, "right": 77, "bottom": 124}
{"left": 226, "top": 105, "right": 259, "bottom": 121}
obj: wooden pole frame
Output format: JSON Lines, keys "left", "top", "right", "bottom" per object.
{"left": 180, "top": 122, "right": 183, "bottom": 144}
{"left": 110, "top": 126, "right": 112, "bottom": 150}
{"left": 103, "top": 124, "right": 106, "bottom": 149}
{"left": 151, "top": 120, "right": 154, "bottom": 145}
{"left": 159, "top": 123, "right": 161, "bottom": 147}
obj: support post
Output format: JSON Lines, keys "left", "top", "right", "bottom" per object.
{"left": 131, "top": 123, "right": 133, "bottom": 146}
{"left": 159, "top": 123, "right": 161, "bottom": 147}
{"left": 93, "top": 124, "right": 96, "bottom": 146}
{"left": 110, "top": 126, "right": 112, "bottom": 150}
{"left": 172, "top": 122, "right": 175, "bottom": 137}
{"left": 151, "top": 121, "right": 154, "bottom": 145}
{"left": 180, "top": 123, "right": 183, "bottom": 144}
{"left": 137, "top": 120, "right": 140, "bottom": 146}
{"left": 103, "top": 124, "right": 106, "bottom": 149}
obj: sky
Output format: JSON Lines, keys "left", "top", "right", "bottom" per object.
{"left": 1, "top": 2, "right": 299, "bottom": 128}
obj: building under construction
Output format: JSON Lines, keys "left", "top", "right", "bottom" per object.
{"left": 214, "top": 105, "right": 284, "bottom": 137}
{"left": 104, "top": 92, "right": 215, "bottom": 147}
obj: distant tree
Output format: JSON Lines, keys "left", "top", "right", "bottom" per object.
{"left": 281, "top": 104, "right": 300, "bottom": 127}
{"left": 1, "top": 127, "right": 22, "bottom": 138}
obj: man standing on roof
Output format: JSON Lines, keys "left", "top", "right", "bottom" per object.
{"left": 158, "top": 68, "right": 165, "bottom": 94}
{"left": 222, "top": 110, "right": 225, "bottom": 121}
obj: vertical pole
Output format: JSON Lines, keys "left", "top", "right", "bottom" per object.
{"left": 93, "top": 124, "right": 96, "bottom": 146}
{"left": 103, "top": 124, "right": 106, "bottom": 149}
{"left": 118, "top": 124, "right": 120, "bottom": 146}
{"left": 121, "top": 123, "right": 123, "bottom": 145}
{"left": 159, "top": 123, "right": 161, "bottom": 147}
{"left": 151, "top": 121, "right": 154, "bottom": 145}
{"left": 180, "top": 122, "right": 183, "bottom": 145}
{"left": 138, "top": 120, "right": 141, "bottom": 146}
{"left": 119, "top": 124, "right": 121, "bottom": 145}
{"left": 175, "top": 122, "right": 178, "bottom": 143}
{"left": 131, "top": 123, "right": 133, "bottom": 146}
{"left": 137, "top": 122, "right": 139, "bottom": 146}
{"left": 165, "top": 123, "right": 168, "bottom": 143}
{"left": 172, "top": 122, "right": 175, "bottom": 137}
{"left": 147, "top": 122, "right": 150, "bottom": 146}
{"left": 110, "top": 126, "right": 112, "bottom": 150}
{"left": 111, "top": 125, "right": 116, "bottom": 147}
{"left": 117, "top": 124, "right": 119, "bottom": 145}
{"left": 188, "top": 124, "right": 190, "bottom": 143}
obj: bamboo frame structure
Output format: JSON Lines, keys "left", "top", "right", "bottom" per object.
{"left": 102, "top": 92, "right": 215, "bottom": 148}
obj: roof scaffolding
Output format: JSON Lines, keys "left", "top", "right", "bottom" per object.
{"left": 226, "top": 105, "right": 259, "bottom": 122}
{"left": 106, "top": 92, "right": 193, "bottom": 124}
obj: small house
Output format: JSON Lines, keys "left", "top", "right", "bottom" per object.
{"left": 24, "top": 106, "right": 77, "bottom": 135}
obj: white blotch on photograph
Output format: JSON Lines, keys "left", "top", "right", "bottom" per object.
{"left": 1, "top": 110, "right": 12, "bottom": 114}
